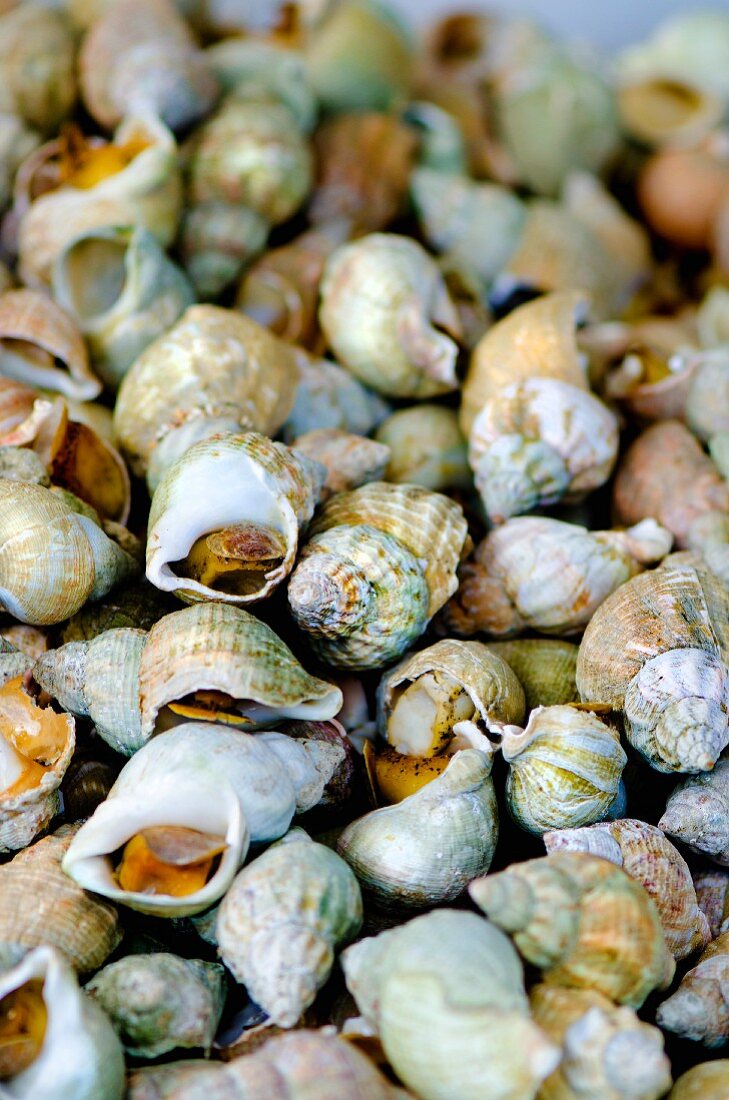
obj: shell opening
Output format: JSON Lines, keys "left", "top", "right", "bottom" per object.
{"left": 0, "top": 980, "right": 47, "bottom": 1079}
{"left": 115, "top": 826, "right": 228, "bottom": 899}
{"left": 618, "top": 78, "right": 718, "bottom": 144}
{"left": 173, "top": 522, "right": 287, "bottom": 597}
{"left": 59, "top": 134, "right": 151, "bottom": 191}
{"left": 164, "top": 690, "right": 313, "bottom": 728}
{"left": 387, "top": 670, "right": 477, "bottom": 757}
{"left": 0, "top": 677, "right": 72, "bottom": 799}
{"left": 59, "top": 237, "right": 128, "bottom": 319}
{"left": 371, "top": 745, "right": 451, "bottom": 803}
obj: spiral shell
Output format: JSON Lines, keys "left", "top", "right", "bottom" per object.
{"left": 656, "top": 928, "right": 729, "bottom": 1047}
{"left": 577, "top": 554, "right": 729, "bottom": 773}
{"left": 545, "top": 819, "right": 711, "bottom": 960}
{"left": 470, "top": 851, "right": 675, "bottom": 1007}
{"left": 660, "top": 757, "right": 729, "bottom": 866}
{"left": 217, "top": 829, "right": 362, "bottom": 1027}
{"left": 694, "top": 869, "right": 729, "bottom": 939}
{"left": 0, "top": 4, "right": 76, "bottom": 133}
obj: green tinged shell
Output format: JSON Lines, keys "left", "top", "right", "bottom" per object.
{"left": 374, "top": 404, "right": 471, "bottom": 491}
{"left": 485, "top": 639, "right": 579, "bottom": 711}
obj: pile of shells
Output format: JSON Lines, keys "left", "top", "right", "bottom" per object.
{"left": 0, "top": 1, "right": 727, "bottom": 1097}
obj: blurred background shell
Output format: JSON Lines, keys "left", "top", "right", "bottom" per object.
{"left": 0, "top": 3, "right": 76, "bottom": 133}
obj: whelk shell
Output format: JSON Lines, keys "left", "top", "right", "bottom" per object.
{"left": 656, "top": 928, "right": 729, "bottom": 1047}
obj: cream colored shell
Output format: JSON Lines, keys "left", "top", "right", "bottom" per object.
{"left": 656, "top": 929, "right": 729, "bottom": 1047}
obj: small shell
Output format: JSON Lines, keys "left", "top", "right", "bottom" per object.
{"left": 0, "top": 114, "right": 40, "bottom": 212}
{"left": 468, "top": 377, "right": 619, "bottom": 522}
{"left": 502, "top": 705, "right": 627, "bottom": 837}
{"left": 685, "top": 347, "right": 729, "bottom": 441}
{"left": 0, "top": 946, "right": 125, "bottom": 1100}
{"left": 205, "top": 37, "right": 317, "bottom": 132}
{"left": 530, "top": 984, "right": 672, "bottom": 1100}
{"left": 178, "top": 199, "right": 268, "bottom": 300}
{"left": 577, "top": 554, "right": 729, "bottom": 773}
{"left": 59, "top": 580, "right": 175, "bottom": 644}
{"left": 0, "top": 289, "right": 101, "bottom": 401}
{"left": 545, "top": 819, "right": 711, "bottom": 960}
{"left": 374, "top": 405, "right": 470, "bottom": 492}
{"left": 618, "top": 76, "right": 723, "bottom": 149}
{"left": 319, "top": 233, "right": 461, "bottom": 399}
{"left": 442, "top": 516, "right": 672, "bottom": 638}
{"left": 693, "top": 869, "right": 729, "bottom": 939}
{"left": 668, "top": 1061, "right": 729, "bottom": 1100}
{"left": 282, "top": 352, "right": 389, "bottom": 444}
{"left": 461, "top": 291, "right": 588, "bottom": 436}
{"left": 0, "top": 827, "right": 122, "bottom": 975}
{"left": 0, "top": 637, "right": 34, "bottom": 687}
{"left": 217, "top": 829, "right": 362, "bottom": 1027}
{"left": 470, "top": 851, "right": 675, "bottom": 1007}
{"left": 377, "top": 639, "right": 525, "bottom": 757}
{"left": 613, "top": 420, "right": 729, "bottom": 548}
{"left": 637, "top": 146, "right": 729, "bottom": 251}
{"left": 0, "top": 675, "right": 75, "bottom": 852}
{"left": 660, "top": 757, "right": 729, "bottom": 866}
{"left": 146, "top": 432, "right": 324, "bottom": 604}
{"left": 80, "top": 0, "right": 218, "bottom": 132}
{"left": 86, "top": 953, "right": 226, "bottom": 1058}
{"left": 17, "top": 115, "right": 183, "bottom": 289}
{"left": 310, "top": 112, "right": 417, "bottom": 234}
{"left": 0, "top": 480, "right": 138, "bottom": 625}
{"left": 52, "top": 225, "right": 195, "bottom": 391}
{"left": 61, "top": 756, "right": 118, "bottom": 823}
{"left": 656, "top": 928, "right": 729, "bottom": 1046}
{"left": 342, "top": 909, "right": 559, "bottom": 1100}
{"left": 63, "top": 723, "right": 343, "bottom": 916}
{"left": 291, "top": 429, "right": 390, "bottom": 498}
{"left": 337, "top": 749, "right": 498, "bottom": 910}
{"left": 113, "top": 305, "right": 299, "bottom": 484}
{"left": 484, "top": 639, "right": 579, "bottom": 711}
{"left": 0, "top": 5, "right": 76, "bottom": 132}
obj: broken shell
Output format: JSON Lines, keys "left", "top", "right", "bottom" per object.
{"left": 468, "top": 377, "right": 619, "bottom": 522}
{"left": 217, "top": 829, "right": 362, "bottom": 1027}
{"left": 461, "top": 290, "right": 588, "bottom": 436}
{"left": 17, "top": 115, "right": 183, "bottom": 288}
{"left": 291, "top": 429, "right": 390, "bottom": 498}
{"left": 613, "top": 420, "right": 729, "bottom": 548}
{"left": 282, "top": 352, "right": 389, "bottom": 444}
{"left": 694, "top": 869, "right": 729, "bottom": 939}
{"left": 0, "top": 480, "right": 138, "bottom": 625}
{"left": 52, "top": 225, "right": 195, "bottom": 391}
{"left": 63, "top": 722, "right": 342, "bottom": 916}
{"left": 86, "top": 953, "right": 226, "bottom": 1058}
{"left": 502, "top": 705, "right": 627, "bottom": 837}
{"left": 342, "top": 909, "right": 559, "bottom": 1100}
{"left": 0, "top": 289, "right": 101, "bottom": 401}
{"left": 310, "top": 112, "right": 417, "bottom": 234}
{"left": 319, "top": 233, "right": 461, "bottom": 399}
{"left": 577, "top": 554, "right": 729, "bottom": 773}
{"left": 545, "top": 819, "right": 711, "bottom": 960}
{"left": 668, "top": 1062, "right": 729, "bottom": 1100}
{"left": 113, "top": 305, "right": 299, "bottom": 484}
{"left": 442, "top": 516, "right": 672, "bottom": 638}
{"left": 0, "top": 5, "right": 76, "bottom": 133}
{"left": 530, "top": 984, "right": 672, "bottom": 1100}
{"left": 470, "top": 851, "right": 675, "bottom": 1007}
{"left": 484, "top": 639, "right": 579, "bottom": 712}
{"left": 660, "top": 757, "right": 729, "bottom": 866}
{"left": 374, "top": 404, "right": 470, "bottom": 492}
{"left": 337, "top": 749, "right": 498, "bottom": 910}
{"left": 377, "top": 639, "right": 525, "bottom": 758}
{"left": 0, "top": 945, "right": 125, "bottom": 1100}
{"left": 146, "top": 432, "right": 324, "bottom": 604}
{"left": 0, "top": 675, "right": 75, "bottom": 852}
{"left": 79, "top": 0, "right": 218, "bottom": 132}
{"left": 656, "top": 928, "right": 729, "bottom": 1047}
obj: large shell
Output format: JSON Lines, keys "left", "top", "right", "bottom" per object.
{"left": 530, "top": 984, "right": 671, "bottom": 1100}
{"left": 0, "top": 480, "right": 138, "bottom": 625}
{"left": 217, "top": 829, "right": 362, "bottom": 1027}
{"left": 17, "top": 115, "right": 183, "bottom": 288}
{"left": 545, "top": 819, "right": 711, "bottom": 960}
{"left": 337, "top": 749, "right": 498, "bottom": 910}
{"left": 282, "top": 353, "right": 389, "bottom": 444}
{"left": 52, "top": 225, "right": 195, "bottom": 391}
{"left": 113, "top": 305, "right": 299, "bottom": 484}
{"left": 0, "top": 675, "right": 75, "bottom": 852}
{"left": 613, "top": 420, "right": 729, "bottom": 548}
{"left": 0, "top": 827, "right": 121, "bottom": 975}
{"left": 469, "top": 376, "right": 618, "bottom": 522}
{"left": 377, "top": 639, "right": 525, "bottom": 757}
{"left": 146, "top": 432, "right": 324, "bottom": 604}
{"left": 470, "top": 851, "right": 675, "bottom": 1007}
{"left": 319, "top": 233, "right": 461, "bottom": 400}
{"left": 502, "top": 705, "right": 627, "bottom": 837}
{"left": 374, "top": 404, "right": 470, "bottom": 492}
{"left": 62, "top": 723, "right": 343, "bottom": 916}
{"left": 484, "top": 639, "right": 579, "bottom": 711}
{"left": 0, "top": 289, "right": 101, "bottom": 401}
{"left": 659, "top": 757, "right": 729, "bottom": 866}
{"left": 442, "top": 516, "right": 672, "bottom": 638}
{"left": 0, "top": 946, "right": 125, "bottom": 1100}
{"left": 577, "top": 554, "right": 729, "bottom": 773}
{"left": 79, "top": 0, "right": 218, "bottom": 132}
{"left": 342, "top": 909, "right": 559, "bottom": 1100}
{"left": 668, "top": 1061, "right": 729, "bottom": 1100}
{"left": 0, "top": 5, "right": 76, "bottom": 132}
{"left": 656, "top": 928, "right": 729, "bottom": 1047}
{"left": 86, "top": 953, "right": 226, "bottom": 1058}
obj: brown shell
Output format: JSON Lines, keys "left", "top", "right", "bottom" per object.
{"left": 613, "top": 420, "right": 729, "bottom": 547}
